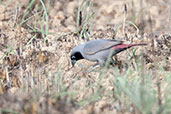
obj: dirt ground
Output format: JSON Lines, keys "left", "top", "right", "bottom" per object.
{"left": 0, "top": 0, "right": 171, "bottom": 114}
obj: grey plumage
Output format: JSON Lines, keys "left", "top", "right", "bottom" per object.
{"left": 70, "top": 39, "right": 146, "bottom": 66}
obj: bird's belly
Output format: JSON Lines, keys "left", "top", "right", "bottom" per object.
{"left": 84, "top": 54, "right": 97, "bottom": 62}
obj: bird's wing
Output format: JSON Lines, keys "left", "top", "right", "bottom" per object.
{"left": 84, "top": 39, "right": 123, "bottom": 55}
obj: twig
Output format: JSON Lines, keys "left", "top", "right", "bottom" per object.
{"left": 5, "top": 65, "right": 11, "bottom": 88}
{"left": 157, "top": 77, "right": 162, "bottom": 106}
{"left": 123, "top": 4, "right": 127, "bottom": 37}
{"left": 19, "top": 62, "right": 24, "bottom": 88}
{"left": 148, "top": 13, "right": 155, "bottom": 51}
{"left": 156, "top": 76, "right": 164, "bottom": 114}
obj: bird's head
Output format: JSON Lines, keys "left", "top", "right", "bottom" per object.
{"left": 70, "top": 52, "right": 84, "bottom": 66}
{"left": 70, "top": 44, "right": 85, "bottom": 66}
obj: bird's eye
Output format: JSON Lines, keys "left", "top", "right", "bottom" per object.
{"left": 71, "top": 56, "right": 76, "bottom": 60}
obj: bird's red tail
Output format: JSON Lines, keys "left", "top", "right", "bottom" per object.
{"left": 113, "top": 43, "right": 147, "bottom": 50}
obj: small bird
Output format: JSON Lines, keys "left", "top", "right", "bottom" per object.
{"left": 70, "top": 39, "right": 146, "bottom": 67}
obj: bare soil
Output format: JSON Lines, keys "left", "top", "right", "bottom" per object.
{"left": 0, "top": 0, "right": 170, "bottom": 114}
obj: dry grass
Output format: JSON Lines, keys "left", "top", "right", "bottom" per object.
{"left": 0, "top": 0, "right": 171, "bottom": 114}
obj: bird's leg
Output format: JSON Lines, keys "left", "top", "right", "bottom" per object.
{"left": 93, "top": 63, "right": 100, "bottom": 68}
{"left": 84, "top": 61, "right": 101, "bottom": 73}
{"left": 103, "top": 56, "right": 114, "bottom": 68}
{"left": 102, "top": 57, "right": 116, "bottom": 69}
{"left": 109, "top": 57, "right": 115, "bottom": 66}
